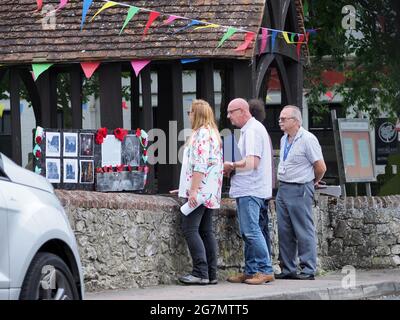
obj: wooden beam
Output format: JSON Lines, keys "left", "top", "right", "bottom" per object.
{"left": 286, "top": 59, "right": 304, "bottom": 109}
{"left": 140, "top": 66, "right": 155, "bottom": 193}
{"left": 275, "top": 55, "right": 294, "bottom": 105}
{"left": 9, "top": 68, "right": 22, "bottom": 165}
{"left": 18, "top": 68, "right": 41, "bottom": 125}
{"left": 196, "top": 60, "right": 215, "bottom": 109}
{"left": 255, "top": 54, "right": 275, "bottom": 98}
{"left": 70, "top": 65, "right": 82, "bottom": 129}
{"left": 231, "top": 60, "right": 253, "bottom": 100}
{"left": 0, "top": 68, "right": 7, "bottom": 84}
{"left": 99, "top": 63, "right": 123, "bottom": 129}
{"left": 36, "top": 70, "right": 58, "bottom": 128}
{"left": 130, "top": 72, "right": 140, "bottom": 130}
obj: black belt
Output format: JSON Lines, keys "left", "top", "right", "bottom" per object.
{"left": 279, "top": 180, "right": 312, "bottom": 185}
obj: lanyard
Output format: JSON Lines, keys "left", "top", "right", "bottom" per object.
{"left": 283, "top": 135, "right": 293, "bottom": 161}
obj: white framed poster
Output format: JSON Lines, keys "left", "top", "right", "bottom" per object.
{"left": 63, "top": 132, "right": 78, "bottom": 157}
{"left": 63, "top": 159, "right": 78, "bottom": 183}
{"left": 46, "top": 132, "right": 60, "bottom": 157}
{"left": 46, "top": 158, "right": 61, "bottom": 183}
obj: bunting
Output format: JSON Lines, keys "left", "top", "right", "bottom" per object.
{"left": 142, "top": 11, "right": 160, "bottom": 39}
{"left": 32, "top": 63, "right": 54, "bottom": 81}
{"left": 81, "top": 0, "right": 93, "bottom": 29}
{"left": 194, "top": 23, "right": 219, "bottom": 31}
{"left": 217, "top": 27, "right": 238, "bottom": 48}
{"left": 270, "top": 31, "right": 278, "bottom": 52}
{"left": 80, "top": 61, "right": 101, "bottom": 79}
{"left": 175, "top": 20, "right": 202, "bottom": 34}
{"left": 0, "top": 103, "right": 4, "bottom": 118}
{"left": 120, "top": 6, "right": 140, "bottom": 34}
{"left": 131, "top": 60, "right": 151, "bottom": 77}
{"left": 163, "top": 15, "right": 180, "bottom": 25}
{"left": 90, "top": 1, "right": 118, "bottom": 22}
{"left": 181, "top": 58, "right": 200, "bottom": 64}
{"left": 259, "top": 28, "right": 269, "bottom": 55}
{"left": 34, "top": 0, "right": 43, "bottom": 12}
{"left": 297, "top": 34, "right": 305, "bottom": 59}
{"left": 234, "top": 32, "right": 255, "bottom": 51}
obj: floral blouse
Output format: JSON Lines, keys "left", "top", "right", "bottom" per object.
{"left": 178, "top": 126, "right": 224, "bottom": 209}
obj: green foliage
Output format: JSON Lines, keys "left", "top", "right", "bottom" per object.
{"left": 305, "top": 0, "right": 400, "bottom": 121}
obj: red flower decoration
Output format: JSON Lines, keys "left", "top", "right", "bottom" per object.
{"left": 141, "top": 137, "right": 148, "bottom": 147}
{"left": 98, "top": 127, "right": 108, "bottom": 138}
{"left": 96, "top": 167, "right": 103, "bottom": 173}
{"left": 127, "top": 165, "right": 132, "bottom": 172}
{"left": 35, "top": 136, "right": 42, "bottom": 144}
{"left": 95, "top": 133, "right": 104, "bottom": 145}
{"left": 35, "top": 150, "right": 41, "bottom": 158}
{"left": 114, "top": 128, "right": 128, "bottom": 142}
{"left": 116, "top": 164, "right": 124, "bottom": 172}
{"left": 135, "top": 128, "right": 141, "bottom": 137}
{"left": 143, "top": 149, "right": 148, "bottom": 156}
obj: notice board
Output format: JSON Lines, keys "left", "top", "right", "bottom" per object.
{"left": 338, "top": 119, "right": 376, "bottom": 182}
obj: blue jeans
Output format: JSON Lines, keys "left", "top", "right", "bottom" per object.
{"left": 236, "top": 196, "right": 273, "bottom": 275}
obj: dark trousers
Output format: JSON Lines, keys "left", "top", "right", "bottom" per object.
{"left": 181, "top": 205, "right": 218, "bottom": 280}
{"left": 259, "top": 199, "right": 272, "bottom": 258}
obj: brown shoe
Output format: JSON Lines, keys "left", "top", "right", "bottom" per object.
{"left": 244, "top": 273, "right": 275, "bottom": 285}
{"left": 227, "top": 273, "right": 253, "bottom": 283}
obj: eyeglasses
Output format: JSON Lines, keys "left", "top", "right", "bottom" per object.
{"left": 227, "top": 108, "right": 241, "bottom": 115}
{"left": 187, "top": 111, "right": 193, "bottom": 115}
{"left": 278, "top": 117, "right": 295, "bottom": 122}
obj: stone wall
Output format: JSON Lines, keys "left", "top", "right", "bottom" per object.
{"left": 56, "top": 190, "right": 400, "bottom": 292}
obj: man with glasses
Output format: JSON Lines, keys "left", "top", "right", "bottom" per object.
{"left": 223, "top": 98, "right": 274, "bottom": 285}
{"left": 275, "top": 105, "right": 326, "bottom": 280}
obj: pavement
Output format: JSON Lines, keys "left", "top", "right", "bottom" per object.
{"left": 86, "top": 269, "right": 400, "bottom": 300}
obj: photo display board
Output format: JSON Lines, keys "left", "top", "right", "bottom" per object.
{"left": 338, "top": 119, "right": 376, "bottom": 182}
{"left": 33, "top": 128, "right": 147, "bottom": 191}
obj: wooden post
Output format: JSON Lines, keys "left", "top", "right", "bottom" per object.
{"left": 70, "top": 66, "right": 82, "bottom": 129}
{"left": 9, "top": 68, "right": 22, "bottom": 165}
{"left": 99, "top": 63, "right": 123, "bottom": 129}
{"left": 130, "top": 72, "right": 140, "bottom": 130}
{"left": 36, "top": 70, "right": 58, "bottom": 128}
{"left": 331, "top": 110, "right": 346, "bottom": 197}
{"left": 196, "top": 60, "right": 215, "bottom": 110}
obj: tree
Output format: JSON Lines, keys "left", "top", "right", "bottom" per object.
{"left": 304, "top": 0, "right": 400, "bottom": 122}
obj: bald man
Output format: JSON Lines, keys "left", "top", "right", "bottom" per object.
{"left": 224, "top": 98, "right": 274, "bottom": 285}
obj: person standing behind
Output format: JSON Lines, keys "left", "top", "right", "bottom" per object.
{"left": 248, "top": 99, "right": 274, "bottom": 258}
{"left": 224, "top": 98, "right": 274, "bottom": 285}
{"left": 171, "top": 99, "right": 223, "bottom": 285}
{"left": 275, "top": 105, "right": 326, "bottom": 280}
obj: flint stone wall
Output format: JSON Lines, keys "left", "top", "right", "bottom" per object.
{"left": 56, "top": 190, "right": 400, "bottom": 292}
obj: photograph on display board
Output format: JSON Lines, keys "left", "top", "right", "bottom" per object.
{"left": 80, "top": 133, "right": 94, "bottom": 157}
{"left": 46, "top": 158, "right": 61, "bottom": 183}
{"left": 122, "top": 135, "right": 141, "bottom": 166}
{"left": 63, "top": 159, "right": 78, "bottom": 183}
{"left": 45, "top": 132, "right": 60, "bottom": 157}
{"left": 80, "top": 160, "right": 94, "bottom": 184}
{"left": 63, "top": 132, "right": 78, "bottom": 157}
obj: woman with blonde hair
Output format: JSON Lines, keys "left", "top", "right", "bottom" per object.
{"left": 171, "top": 99, "right": 223, "bottom": 285}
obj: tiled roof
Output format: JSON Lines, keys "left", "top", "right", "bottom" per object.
{"left": 0, "top": 0, "right": 305, "bottom": 64}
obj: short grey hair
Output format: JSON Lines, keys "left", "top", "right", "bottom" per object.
{"left": 283, "top": 105, "right": 302, "bottom": 125}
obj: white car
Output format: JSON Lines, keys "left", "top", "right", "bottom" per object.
{"left": 0, "top": 153, "right": 84, "bottom": 300}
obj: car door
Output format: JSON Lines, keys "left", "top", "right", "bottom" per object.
{"left": 0, "top": 173, "right": 10, "bottom": 298}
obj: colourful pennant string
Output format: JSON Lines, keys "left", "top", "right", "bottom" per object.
{"left": 81, "top": 0, "right": 93, "bottom": 30}
{"left": 217, "top": 27, "right": 238, "bottom": 48}
{"left": 270, "top": 31, "right": 278, "bottom": 52}
{"left": 120, "top": 6, "right": 140, "bottom": 34}
{"left": 90, "top": 1, "right": 118, "bottom": 22}
{"left": 163, "top": 15, "right": 180, "bottom": 25}
{"left": 34, "top": 0, "right": 43, "bottom": 12}
{"left": 282, "top": 32, "right": 292, "bottom": 44}
{"left": 80, "top": 62, "right": 101, "bottom": 79}
{"left": 297, "top": 34, "right": 305, "bottom": 59}
{"left": 259, "top": 28, "right": 269, "bottom": 54}
{"left": 181, "top": 59, "right": 200, "bottom": 64}
{"left": 142, "top": 11, "right": 160, "bottom": 39}
{"left": 234, "top": 32, "right": 256, "bottom": 51}
{"left": 131, "top": 60, "right": 151, "bottom": 77}
{"left": 194, "top": 23, "right": 219, "bottom": 31}
{"left": 174, "top": 20, "right": 202, "bottom": 34}
{"left": 32, "top": 63, "right": 54, "bottom": 81}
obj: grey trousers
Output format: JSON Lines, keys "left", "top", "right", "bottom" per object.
{"left": 276, "top": 181, "right": 317, "bottom": 275}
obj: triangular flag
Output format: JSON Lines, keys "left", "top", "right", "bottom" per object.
{"left": 81, "top": 0, "right": 93, "bottom": 30}
{"left": 80, "top": 62, "right": 100, "bottom": 79}
{"left": 131, "top": 60, "right": 151, "bottom": 77}
{"left": 34, "top": 0, "right": 43, "bottom": 12}
{"left": 181, "top": 58, "right": 200, "bottom": 64}
{"left": 174, "top": 20, "right": 202, "bottom": 33}
{"left": 142, "top": 11, "right": 160, "bottom": 39}
{"left": 282, "top": 32, "right": 292, "bottom": 44}
{"left": 32, "top": 63, "right": 53, "bottom": 81}
{"left": 271, "top": 31, "right": 278, "bottom": 52}
{"left": 234, "top": 32, "right": 255, "bottom": 51}
{"left": 58, "top": 0, "right": 68, "bottom": 11}
{"left": 90, "top": 1, "right": 118, "bottom": 22}
{"left": 290, "top": 33, "right": 296, "bottom": 43}
{"left": 194, "top": 23, "right": 219, "bottom": 31}
{"left": 217, "top": 27, "right": 238, "bottom": 48}
{"left": 0, "top": 103, "right": 4, "bottom": 118}
{"left": 163, "top": 15, "right": 180, "bottom": 25}
{"left": 297, "top": 34, "right": 305, "bottom": 59}
{"left": 259, "top": 28, "right": 269, "bottom": 54}
{"left": 120, "top": 6, "right": 140, "bottom": 34}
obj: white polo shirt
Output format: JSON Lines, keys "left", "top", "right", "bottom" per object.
{"left": 277, "top": 127, "right": 324, "bottom": 184}
{"left": 229, "top": 117, "right": 272, "bottom": 199}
